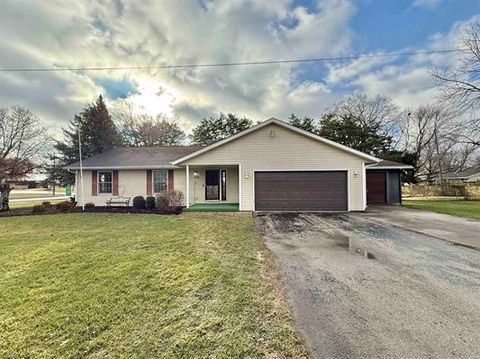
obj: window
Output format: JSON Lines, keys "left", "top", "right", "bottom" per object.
{"left": 153, "top": 170, "right": 168, "bottom": 193}
{"left": 98, "top": 171, "right": 113, "bottom": 194}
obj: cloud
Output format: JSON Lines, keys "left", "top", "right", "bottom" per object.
{"left": 0, "top": 0, "right": 357, "bottom": 136}
{"left": 325, "top": 15, "right": 480, "bottom": 109}
{"left": 0, "top": 0, "right": 477, "bottom": 140}
{"left": 411, "top": 0, "right": 443, "bottom": 10}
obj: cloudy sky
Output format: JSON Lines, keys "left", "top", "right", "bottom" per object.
{"left": 0, "top": 0, "right": 479, "bottom": 136}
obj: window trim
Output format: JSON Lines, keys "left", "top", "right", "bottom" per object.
{"left": 97, "top": 170, "right": 113, "bottom": 195}
{"left": 152, "top": 169, "right": 169, "bottom": 194}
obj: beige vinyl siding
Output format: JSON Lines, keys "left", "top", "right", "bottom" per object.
{"left": 75, "top": 168, "right": 191, "bottom": 206}
{"left": 75, "top": 170, "right": 148, "bottom": 206}
{"left": 173, "top": 166, "right": 238, "bottom": 204}
{"left": 180, "top": 123, "right": 367, "bottom": 211}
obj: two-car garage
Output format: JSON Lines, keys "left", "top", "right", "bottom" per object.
{"left": 254, "top": 171, "right": 348, "bottom": 211}
{"left": 254, "top": 160, "right": 412, "bottom": 211}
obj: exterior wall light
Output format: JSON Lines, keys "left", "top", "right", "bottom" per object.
{"left": 244, "top": 172, "right": 249, "bottom": 179}
{"left": 353, "top": 170, "right": 359, "bottom": 177}
{"left": 193, "top": 171, "right": 200, "bottom": 179}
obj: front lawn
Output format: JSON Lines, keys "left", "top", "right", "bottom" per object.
{"left": 403, "top": 199, "right": 480, "bottom": 220}
{"left": 0, "top": 213, "right": 307, "bottom": 358}
{"left": 9, "top": 199, "right": 65, "bottom": 209}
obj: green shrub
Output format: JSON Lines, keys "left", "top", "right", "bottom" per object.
{"left": 145, "top": 196, "right": 156, "bottom": 210}
{"left": 133, "top": 196, "right": 146, "bottom": 210}
{"left": 56, "top": 201, "right": 73, "bottom": 212}
{"left": 42, "top": 201, "right": 52, "bottom": 208}
{"left": 32, "top": 205, "right": 46, "bottom": 214}
{"left": 85, "top": 202, "right": 95, "bottom": 209}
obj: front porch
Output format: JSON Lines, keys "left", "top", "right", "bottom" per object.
{"left": 183, "top": 165, "right": 240, "bottom": 209}
{"left": 183, "top": 203, "right": 239, "bottom": 212}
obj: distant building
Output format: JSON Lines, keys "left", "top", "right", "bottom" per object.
{"left": 8, "top": 173, "right": 48, "bottom": 189}
{"left": 435, "top": 165, "right": 480, "bottom": 184}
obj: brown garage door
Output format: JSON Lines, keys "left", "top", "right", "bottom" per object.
{"left": 367, "top": 171, "right": 386, "bottom": 204}
{"left": 254, "top": 171, "right": 348, "bottom": 211}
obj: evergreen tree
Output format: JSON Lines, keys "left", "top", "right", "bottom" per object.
{"left": 318, "top": 113, "right": 393, "bottom": 157}
{"left": 288, "top": 113, "right": 318, "bottom": 133}
{"left": 54, "top": 95, "right": 122, "bottom": 184}
{"left": 192, "top": 113, "right": 252, "bottom": 145}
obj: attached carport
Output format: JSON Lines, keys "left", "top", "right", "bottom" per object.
{"left": 366, "top": 160, "right": 413, "bottom": 205}
{"left": 254, "top": 171, "right": 348, "bottom": 211}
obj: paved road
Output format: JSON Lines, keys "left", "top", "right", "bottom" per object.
{"left": 256, "top": 213, "right": 480, "bottom": 358}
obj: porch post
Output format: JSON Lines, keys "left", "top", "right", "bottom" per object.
{"left": 238, "top": 164, "right": 242, "bottom": 211}
{"left": 186, "top": 165, "right": 190, "bottom": 208}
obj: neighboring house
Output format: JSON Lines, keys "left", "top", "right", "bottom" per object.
{"left": 65, "top": 118, "right": 412, "bottom": 212}
{"left": 441, "top": 165, "right": 480, "bottom": 184}
{"left": 8, "top": 173, "right": 48, "bottom": 189}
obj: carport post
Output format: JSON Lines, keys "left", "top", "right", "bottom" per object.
{"left": 186, "top": 165, "right": 190, "bottom": 209}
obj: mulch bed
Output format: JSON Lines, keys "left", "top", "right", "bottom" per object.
{"left": 84, "top": 206, "right": 183, "bottom": 215}
{"left": 0, "top": 206, "right": 183, "bottom": 218}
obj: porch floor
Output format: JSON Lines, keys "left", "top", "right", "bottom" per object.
{"left": 184, "top": 203, "right": 239, "bottom": 212}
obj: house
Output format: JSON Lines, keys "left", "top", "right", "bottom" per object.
{"left": 65, "top": 118, "right": 412, "bottom": 211}
{"left": 8, "top": 173, "right": 48, "bottom": 189}
{"left": 441, "top": 165, "right": 480, "bottom": 184}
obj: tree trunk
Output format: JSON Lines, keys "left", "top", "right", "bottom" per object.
{"left": 433, "top": 128, "right": 445, "bottom": 196}
{"left": 0, "top": 181, "right": 11, "bottom": 211}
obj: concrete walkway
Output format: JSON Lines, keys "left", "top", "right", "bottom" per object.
{"left": 358, "top": 205, "right": 480, "bottom": 250}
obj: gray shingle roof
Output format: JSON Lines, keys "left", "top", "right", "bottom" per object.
{"left": 443, "top": 165, "right": 480, "bottom": 179}
{"left": 367, "top": 160, "right": 413, "bottom": 169}
{"left": 64, "top": 146, "right": 204, "bottom": 170}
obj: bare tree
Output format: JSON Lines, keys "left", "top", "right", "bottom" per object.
{"left": 432, "top": 22, "right": 480, "bottom": 147}
{"left": 111, "top": 101, "right": 186, "bottom": 146}
{"left": 398, "top": 104, "right": 459, "bottom": 185}
{"left": 0, "top": 107, "right": 48, "bottom": 211}
{"left": 331, "top": 94, "right": 401, "bottom": 147}
{"left": 332, "top": 94, "right": 400, "bottom": 127}
{"left": 433, "top": 23, "right": 480, "bottom": 110}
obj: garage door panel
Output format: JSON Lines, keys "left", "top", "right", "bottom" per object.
{"left": 255, "top": 171, "right": 347, "bottom": 211}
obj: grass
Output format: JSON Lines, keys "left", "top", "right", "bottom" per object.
{"left": 0, "top": 213, "right": 308, "bottom": 358}
{"left": 403, "top": 199, "right": 480, "bottom": 220}
{"left": 9, "top": 193, "right": 66, "bottom": 200}
{"left": 184, "top": 203, "right": 239, "bottom": 212}
{"left": 9, "top": 199, "right": 65, "bottom": 209}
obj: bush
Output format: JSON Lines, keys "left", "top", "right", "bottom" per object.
{"left": 146, "top": 196, "right": 156, "bottom": 210}
{"left": 85, "top": 202, "right": 95, "bottom": 209}
{"left": 42, "top": 201, "right": 52, "bottom": 208}
{"left": 133, "top": 196, "right": 146, "bottom": 210}
{"left": 32, "top": 205, "right": 46, "bottom": 214}
{"left": 156, "top": 190, "right": 184, "bottom": 212}
{"left": 56, "top": 201, "right": 73, "bottom": 212}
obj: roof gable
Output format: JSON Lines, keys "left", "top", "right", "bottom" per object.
{"left": 172, "top": 118, "right": 379, "bottom": 164}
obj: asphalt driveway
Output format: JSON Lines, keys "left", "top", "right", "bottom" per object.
{"left": 256, "top": 212, "right": 480, "bottom": 358}
{"left": 359, "top": 205, "right": 480, "bottom": 250}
